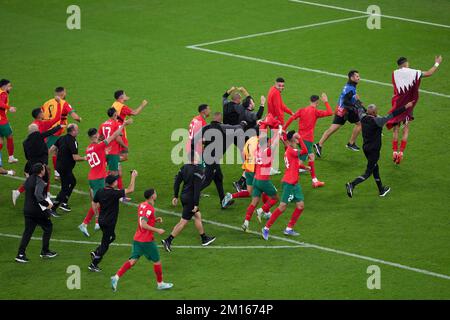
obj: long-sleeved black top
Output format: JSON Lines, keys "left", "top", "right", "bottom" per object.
{"left": 23, "top": 174, "right": 49, "bottom": 217}
{"left": 223, "top": 92, "right": 264, "bottom": 127}
{"left": 23, "top": 125, "right": 61, "bottom": 165}
{"left": 357, "top": 105, "right": 407, "bottom": 151}
{"left": 173, "top": 164, "right": 205, "bottom": 206}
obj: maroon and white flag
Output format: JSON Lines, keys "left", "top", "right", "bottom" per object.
{"left": 386, "top": 67, "right": 421, "bottom": 129}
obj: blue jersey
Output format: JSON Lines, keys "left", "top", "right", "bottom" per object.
{"left": 336, "top": 82, "right": 357, "bottom": 116}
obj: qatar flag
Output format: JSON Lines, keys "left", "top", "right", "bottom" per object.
{"left": 386, "top": 67, "right": 422, "bottom": 129}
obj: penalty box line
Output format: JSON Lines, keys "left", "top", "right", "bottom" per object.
{"left": 186, "top": 12, "right": 450, "bottom": 99}
{"left": 2, "top": 175, "right": 450, "bottom": 280}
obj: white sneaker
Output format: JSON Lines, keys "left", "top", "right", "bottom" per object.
{"left": 54, "top": 170, "right": 60, "bottom": 178}
{"left": 12, "top": 190, "right": 20, "bottom": 206}
{"left": 269, "top": 167, "right": 281, "bottom": 175}
{"left": 299, "top": 168, "right": 307, "bottom": 173}
{"left": 94, "top": 223, "right": 100, "bottom": 231}
{"left": 8, "top": 156, "right": 18, "bottom": 164}
{"left": 256, "top": 208, "right": 264, "bottom": 223}
{"left": 6, "top": 170, "right": 15, "bottom": 176}
{"left": 78, "top": 224, "right": 90, "bottom": 237}
{"left": 157, "top": 282, "right": 173, "bottom": 290}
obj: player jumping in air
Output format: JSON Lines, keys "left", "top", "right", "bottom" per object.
{"left": 387, "top": 55, "right": 443, "bottom": 164}
{"left": 41, "top": 87, "right": 82, "bottom": 179}
{"left": 314, "top": 70, "right": 363, "bottom": 156}
{"left": 284, "top": 93, "right": 332, "bottom": 188}
{"left": 111, "top": 188, "right": 173, "bottom": 292}
{"left": 262, "top": 131, "right": 309, "bottom": 240}
{"left": 0, "top": 79, "right": 18, "bottom": 164}
{"left": 78, "top": 119, "right": 132, "bottom": 237}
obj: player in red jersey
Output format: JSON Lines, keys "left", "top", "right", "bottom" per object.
{"left": 387, "top": 55, "right": 443, "bottom": 164}
{"left": 0, "top": 79, "right": 18, "bottom": 163}
{"left": 186, "top": 104, "right": 210, "bottom": 159}
{"left": 262, "top": 131, "right": 309, "bottom": 240}
{"left": 284, "top": 93, "right": 332, "bottom": 188}
{"left": 111, "top": 188, "right": 173, "bottom": 291}
{"left": 267, "top": 77, "right": 293, "bottom": 125}
{"left": 78, "top": 119, "right": 132, "bottom": 237}
{"left": 241, "top": 119, "right": 282, "bottom": 232}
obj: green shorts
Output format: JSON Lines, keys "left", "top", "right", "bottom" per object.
{"left": 252, "top": 179, "right": 277, "bottom": 197}
{"left": 46, "top": 135, "right": 60, "bottom": 148}
{"left": 130, "top": 240, "right": 160, "bottom": 262}
{"left": 89, "top": 178, "right": 105, "bottom": 197}
{"left": 106, "top": 154, "right": 120, "bottom": 171}
{"left": 281, "top": 182, "right": 304, "bottom": 203}
{"left": 245, "top": 171, "right": 255, "bottom": 187}
{"left": 0, "top": 123, "right": 13, "bottom": 137}
{"left": 299, "top": 140, "right": 313, "bottom": 161}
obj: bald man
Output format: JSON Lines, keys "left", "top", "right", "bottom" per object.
{"left": 49, "top": 124, "right": 86, "bottom": 212}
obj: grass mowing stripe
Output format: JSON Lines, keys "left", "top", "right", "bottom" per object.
{"left": 289, "top": 0, "right": 450, "bottom": 29}
{"left": 3, "top": 175, "right": 449, "bottom": 281}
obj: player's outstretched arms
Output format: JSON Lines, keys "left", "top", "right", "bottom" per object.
{"left": 131, "top": 100, "right": 148, "bottom": 116}
{"left": 422, "top": 55, "right": 443, "bottom": 77}
{"left": 71, "top": 111, "right": 82, "bottom": 122}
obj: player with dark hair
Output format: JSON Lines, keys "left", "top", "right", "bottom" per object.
{"left": 262, "top": 131, "right": 309, "bottom": 240}
{"left": 0, "top": 79, "right": 18, "bottom": 164}
{"left": 41, "top": 86, "right": 81, "bottom": 179}
{"left": 314, "top": 70, "right": 363, "bottom": 157}
{"left": 387, "top": 55, "right": 443, "bottom": 164}
{"left": 89, "top": 170, "right": 138, "bottom": 272}
{"left": 112, "top": 90, "right": 148, "bottom": 166}
{"left": 111, "top": 188, "right": 173, "bottom": 291}
{"left": 284, "top": 93, "right": 333, "bottom": 188}
{"left": 267, "top": 77, "right": 293, "bottom": 125}
{"left": 187, "top": 104, "right": 210, "bottom": 159}
{"left": 78, "top": 119, "right": 132, "bottom": 237}
{"left": 161, "top": 155, "right": 216, "bottom": 252}
{"left": 346, "top": 101, "right": 414, "bottom": 198}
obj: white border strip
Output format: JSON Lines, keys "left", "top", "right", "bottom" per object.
{"left": 2, "top": 175, "right": 449, "bottom": 280}
{"left": 289, "top": 0, "right": 450, "bottom": 29}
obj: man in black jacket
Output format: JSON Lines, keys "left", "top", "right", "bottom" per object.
{"left": 346, "top": 101, "right": 414, "bottom": 198}
{"left": 161, "top": 156, "right": 215, "bottom": 252}
{"left": 12, "top": 122, "right": 62, "bottom": 207}
{"left": 223, "top": 86, "right": 264, "bottom": 131}
{"left": 15, "top": 163, "right": 57, "bottom": 263}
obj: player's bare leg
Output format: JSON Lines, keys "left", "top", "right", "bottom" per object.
{"left": 193, "top": 211, "right": 216, "bottom": 246}
{"left": 242, "top": 196, "right": 260, "bottom": 231}
{"left": 315, "top": 124, "right": 341, "bottom": 157}
{"left": 349, "top": 122, "right": 361, "bottom": 145}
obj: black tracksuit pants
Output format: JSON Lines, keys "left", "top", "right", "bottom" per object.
{"left": 351, "top": 145, "right": 384, "bottom": 192}
{"left": 56, "top": 168, "right": 76, "bottom": 204}
{"left": 201, "top": 163, "right": 225, "bottom": 202}
{"left": 92, "top": 223, "right": 116, "bottom": 266}
{"left": 18, "top": 216, "right": 53, "bottom": 255}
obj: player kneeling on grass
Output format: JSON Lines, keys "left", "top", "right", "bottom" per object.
{"left": 161, "top": 154, "right": 216, "bottom": 252}
{"left": 111, "top": 188, "right": 173, "bottom": 291}
{"left": 262, "top": 131, "right": 309, "bottom": 240}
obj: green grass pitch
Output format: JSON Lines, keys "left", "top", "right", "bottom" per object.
{"left": 0, "top": 0, "right": 449, "bottom": 299}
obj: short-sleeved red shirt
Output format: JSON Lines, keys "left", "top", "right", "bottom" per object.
{"left": 86, "top": 141, "right": 108, "bottom": 180}
{"left": 99, "top": 119, "right": 121, "bottom": 155}
{"left": 134, "top": 202, "right": 156, "bottom": 242}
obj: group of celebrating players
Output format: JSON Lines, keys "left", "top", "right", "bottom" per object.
{"left": 0, "top": 54, "right": 442, "bottom": 292}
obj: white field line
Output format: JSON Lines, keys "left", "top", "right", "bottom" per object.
{"left": 189, "top": 15, "right": 368, "bottom": 47}
{"left": 0, "top": 233, "right": 303, "bottom": 250}
{"left": 2, "top": 175, "right": 450, "bottom": 280}
{"left": 289, "top": 0, "right": 450, "bottom": 29}
{"left": 187, "top": 46, "right": 450, "bottom": 99}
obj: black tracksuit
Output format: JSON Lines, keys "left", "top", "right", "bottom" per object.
{"left": 173, "top": 164, "right": 204, "bottom": 220}
{"left": 18, "top": 174, "right": 53, "bottom": 255}
{"left": 54, "top": 134, "right": 79, "bottom": 205}
{"left": 23, "top": 125, "right": 61, "bottom": 172}
{"left": 350, "top": 105, "right": 408, "bottom": 191}
{"left": 222, "top": 92, "right": 264, "bottom": 130}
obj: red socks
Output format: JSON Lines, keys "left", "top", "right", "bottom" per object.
{"left": 400, "top": 140, "right": 407, "bottom": 152}
{"left": 18, "top": 185, "right": 25, "bottom": 193}
{"left": 83, "top": 207, "right": 95, "bottom": 225}
{"left": 232, "top": 190, "right": 250, "bottom": 198}
{"left": 262, "top": 193, "right": 269, "bottom": 203}
{"left": 245, "top": 204, "right": 256, "bottom": 221}
{"left": 287, "top": 208, "right": 304, "bottom": 229}
{"left": 392, "top": 140, "right": 398, "bottom": 152}
{"left": 6, "top": 136, "right": 14, "bottom": 156}
{"left": 117, "top": 175, "right": 123, "bottom": 189}
{"left": 117, "top": 260, "right": 132, "bottom": 277}
{"left": 262, "top": 197, "right": 278, "bottom": 213}
{"left": 153, "top": 263, "right": 163, "bottom": 283}
{"left": 308, "top": 160, "right": 316, "bottom": 179}
{"left": 52, "top": 155, "right": 57, "bottom": 170}
{"left": 265, "top": 208, "right": 283, "bottom": 229}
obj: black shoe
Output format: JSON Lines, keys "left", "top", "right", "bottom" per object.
{"left": 49, "top": 210, "right": 61, "bottom": 218}
{"left": 88, "top": 263, "right": 102, "bottom": 272}
{"left": 52, "top": 201, "right": 61, "bottom": 210}
{"left": 346, "top": 182, "right": 353, "bottom": 198}
{"left": 59, "top": 203, "right": 71, "bottom": 212}
{"left": 379, "top": 186, "right": 391, "bottom": 197}
{"left": 346, "top": 143, "right": 360, "bottom": 152}
{"left": 15, "top": 254, "right": 29, "bottom": 263}
{"left": 161, "top": 239, "right": 172, "bottom": 253}
{"left": 40, "top": 250, "right": 58, "bottom": 259}
{"left": 201, "top": 235, "right": 216, "bottom": 247}
{"left": 232, "top": 181, "right": 242, "bottom": 192}
{"left": 313, "top": 143, "right": 322, "bottom": 158}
